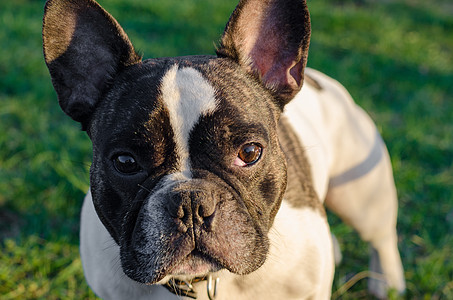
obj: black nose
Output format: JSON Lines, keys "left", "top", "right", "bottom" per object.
{"left": 167, "top": 186, "right": 217, "bottom": 233}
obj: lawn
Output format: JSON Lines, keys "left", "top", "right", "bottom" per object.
{"left": 0, "top": 0, "right": 452, "bottom": 298}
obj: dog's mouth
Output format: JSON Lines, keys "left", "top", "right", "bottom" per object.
{"left": 166, "top": 249, "right": 222, "bottom": 277}
{"left": 122, "top": 238, "right": 223, "bottom": 284}
{"left": 121, "top": 210, "right": 227, "bottom": 285}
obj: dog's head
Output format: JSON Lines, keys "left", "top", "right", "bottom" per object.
{"left": 43, "top": 0, "right": 311, "bottom": 284}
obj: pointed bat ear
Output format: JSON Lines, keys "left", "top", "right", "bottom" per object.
{"left": 217, "top": 0, "right": 311, "bottom": 109}
{"left": 42, "top": 0, "right": 142, "bottom": 126}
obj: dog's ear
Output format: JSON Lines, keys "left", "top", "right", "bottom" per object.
{"left": 217, "top": 0, "right": 310, "bottom": 108}
{"left": 42, "top": 0, "right": 141, "bottom": 126}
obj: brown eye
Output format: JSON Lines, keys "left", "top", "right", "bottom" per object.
{"left": 237, "top": 143, "right": 262, "bottom": 165}
{"left": 113, "top": 154, "right": 141, "bottom": 174}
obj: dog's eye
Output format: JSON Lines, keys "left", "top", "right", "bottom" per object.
{"left": 113, "top": 154, "right": 141, "bottom": 174}
{"left": 235, "top": 143, "right": 262, "bottom": 166}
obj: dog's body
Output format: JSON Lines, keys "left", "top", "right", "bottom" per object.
{"left": 43, "top": 0, "right": 405, "bottom": 298}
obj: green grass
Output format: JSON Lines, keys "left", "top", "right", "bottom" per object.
{"left": 0, "top": 0, "right": 452, "bottom": 298}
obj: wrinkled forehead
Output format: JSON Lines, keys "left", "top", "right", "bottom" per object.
{"left": 90, "top": 57, "right": 278, "bottom": 144}
{"left": 159, "top": 63, "right": 217, "bottom": 146}
{"left": 156, "top": 56, "right": 278, "bottom": 118}
{"left": 161, "top": 58, "right": 276, "bottom": 123}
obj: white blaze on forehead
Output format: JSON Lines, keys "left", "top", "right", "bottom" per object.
{"left": 160, "top": 65, "right": 217, "bottom": 179}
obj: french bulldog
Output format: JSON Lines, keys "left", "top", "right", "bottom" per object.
{"left": 42, "top": 0, "right": 405, "bottom": 298}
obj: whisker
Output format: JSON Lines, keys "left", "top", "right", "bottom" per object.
{"left": 138, "top": 183, "right": 152, "bottom": 193}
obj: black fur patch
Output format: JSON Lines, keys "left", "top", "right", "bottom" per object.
{"left": 278, "top": 116, "right": 325, "bottom": 215}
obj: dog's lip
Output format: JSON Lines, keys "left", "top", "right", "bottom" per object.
{"left": 166, "top": 249, "right": 222, "bottom": 277}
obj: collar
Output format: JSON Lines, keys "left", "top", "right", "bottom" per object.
{"left": 164, "top": 275, "right": 219, "bottom": 299}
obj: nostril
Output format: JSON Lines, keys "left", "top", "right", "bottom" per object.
{"left": 167, "top": 193, "right": 191, "bottom": 233}
{"left": 202, "top": 209, "right": 217, "bottom": 232}
{"left": 191, "top": 190, "right": 216, "bottom": 218}
{"left": 198, "top": 202, "right": 215, "bottom": 218}
{"left": 167, "top": 194, "right": 185, "bottom": 219}
{"left": 168, "top": 187, "right": 218, "bottom": 230}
